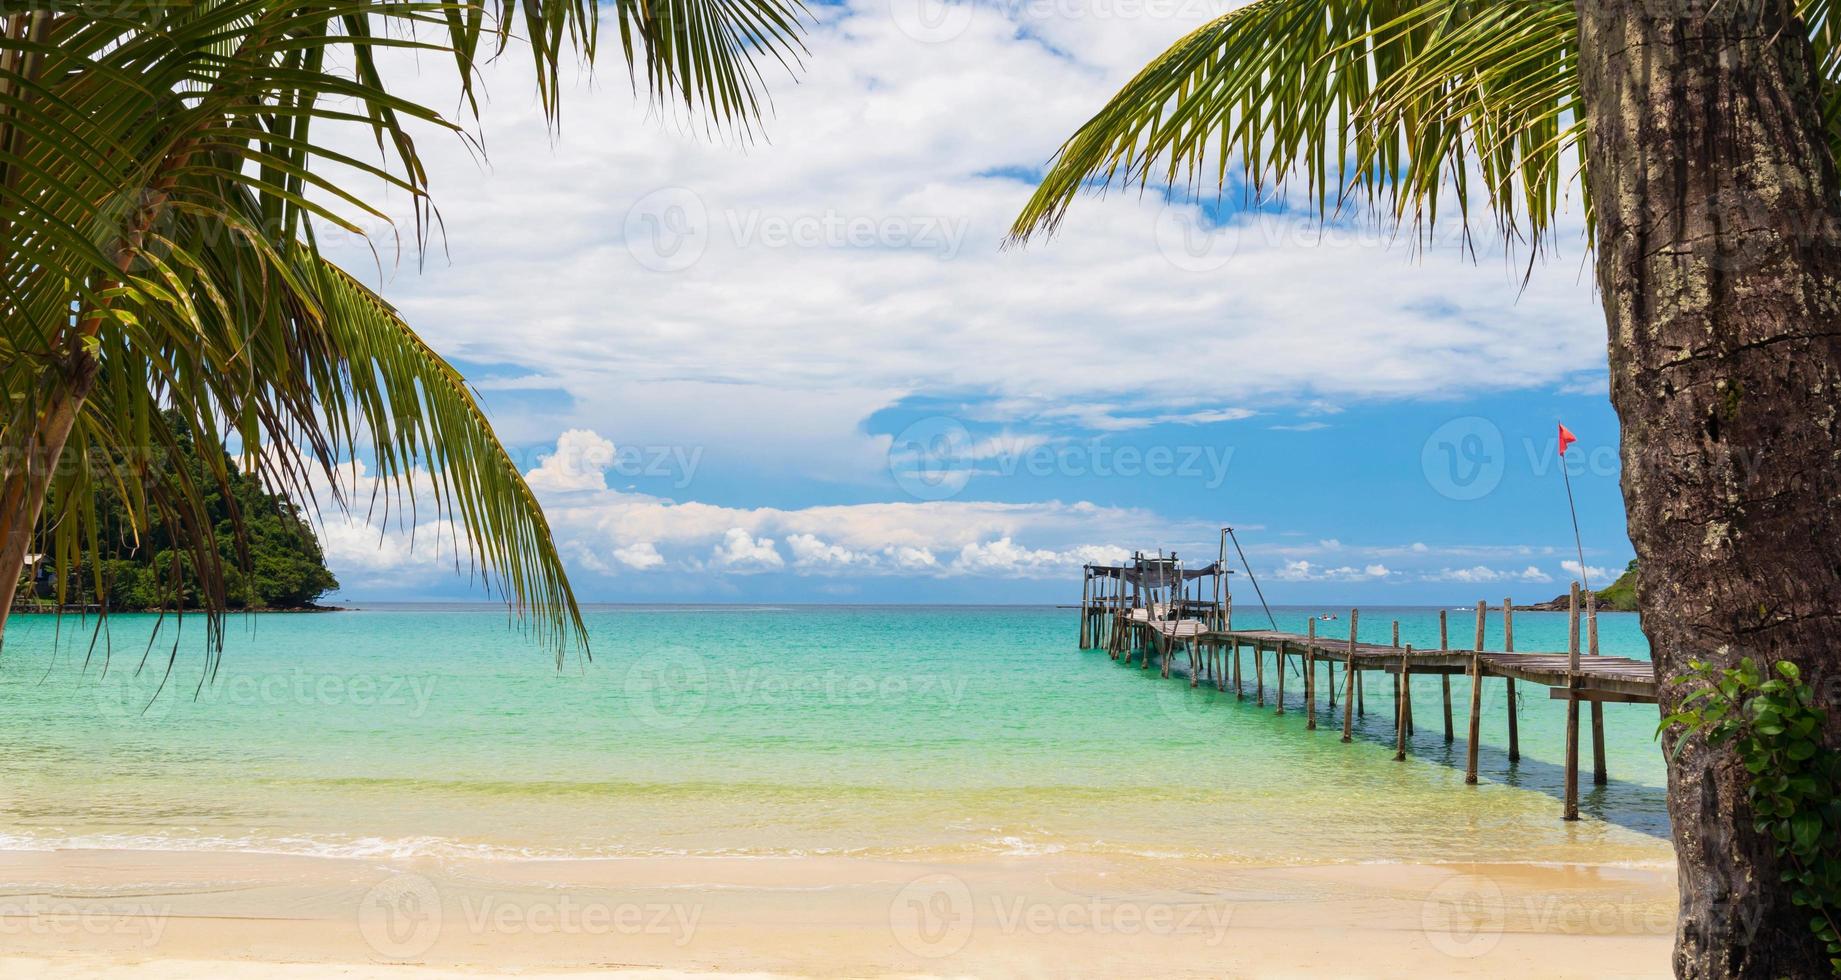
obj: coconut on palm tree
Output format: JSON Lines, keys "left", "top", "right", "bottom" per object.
{"left": 0, "top": 1, "right": 805, "bottom": 660}
{"left": 1010, "top": 1, "right": 1841, "bottom": 975}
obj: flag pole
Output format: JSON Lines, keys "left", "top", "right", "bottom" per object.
{"left": 1559, "top": 433, "right": 1590, "bottom": 592}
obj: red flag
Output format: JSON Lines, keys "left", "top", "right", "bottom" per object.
{"left": 1557, "top": 423, "right": 1578, "bottom": 457}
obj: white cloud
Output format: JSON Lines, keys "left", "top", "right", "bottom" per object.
{"left": 786, "top": 533, "right": 870, "bottom": 568}
{"left": 309, "top": 2, "right": 1606, "bottom": 489}
{"left": 1424, "top": 564, "right": 1557, "bottom": 585}
{"left": 612, "top": 541, "right": 665, "bottom": 570}
{"left": 1273, "top": 560, "right": 1393, "bottom": 582}
{"left": 953, "top": 537, "right": 1062, "bottom": 574}
{"left": 1560, "top": 560, "right": 1614, "bottom": 584}
{"left": 525, "top": 429, "right": 617, "bottom": 492}
{"left": 711, "top": 529, "right": 785, "bottom": 570}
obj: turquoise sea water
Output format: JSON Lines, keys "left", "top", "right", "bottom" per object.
{"left": 0, "top": 604, "right": 1671, "bottom": 867}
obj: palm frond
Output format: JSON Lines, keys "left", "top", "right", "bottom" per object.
{"left": 1010, "top": 0, "right": 1584, "bottom": 245}
{"left": 1012, "top": 0, "right": 1841, "bottom": 246}
{"left": 2, "top": 0, "right": 809, "bottom": 656}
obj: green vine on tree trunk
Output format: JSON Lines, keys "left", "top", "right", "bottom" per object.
{"left": 1660, "top": 658, "right": 1841, "bottom": 973}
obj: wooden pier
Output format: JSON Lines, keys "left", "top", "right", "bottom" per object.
{"left": 1077, "top": 556, "right": 1656, "bottom": 821}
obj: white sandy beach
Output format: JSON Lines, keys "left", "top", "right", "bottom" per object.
{"left": 0, "top": 848, "right": 1675, "bottom": 978}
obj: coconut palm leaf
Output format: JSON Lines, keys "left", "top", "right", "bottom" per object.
{"left": 0, "top": 1, "right": 808, "bottom": 657}
{"left": 1009, "top": 0, "right": 1841, "bottom": 246}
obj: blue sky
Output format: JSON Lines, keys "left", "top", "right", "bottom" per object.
{"left": 307, "top": 0, "right": 1629, "bottom": 606}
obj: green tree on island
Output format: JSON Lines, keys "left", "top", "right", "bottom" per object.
{"left": 1009, "top": 1, "right": 1841, "bottom": 975}
{"left": 22, "top": 414, "right": 341, "bottom": 612}
{"left": 0, "top": 3, "right": 805, "bottom": 660}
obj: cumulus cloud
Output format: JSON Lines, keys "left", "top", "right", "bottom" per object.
{"left": 1274, "top": 560, "right": 1393, "bottom": 582}
{"left": 710, "top": 529, "right": 785, "bottom": 570}
{"left": 786, "top": 533, "right": 870, "bottom": 568}
{"left": 1560, "top": 560, "right": 1614, "bottom": 584}
{"left": 308, "top": 0, "right": 1606, "bottom": 488}
{"left": 525, "top": 429, "right": 617, "bottom": 492}
{"left": 612, "top": 541, "right": 665, "bottom": 570}
{"left": 1428, "top": 565, "right": 1554, "bottom": 585}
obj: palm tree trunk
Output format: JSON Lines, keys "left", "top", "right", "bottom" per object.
{"left": 0, "top": 361, "right": 96, "bottom": 642}
{"left": 1574, "top": 1, "right": 1841, "bottom": 975}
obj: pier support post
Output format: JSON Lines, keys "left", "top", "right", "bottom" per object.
{"left": 1439, "top": 610, "right": 1453, "bottom": 742}
{"left": 1587, "top": 594, "right": 1607, "bottom": 785}
{"left": 1341, "top": 609, "right": 1358, "bottom": 743}
{"left": 1275, "top": 641, "right": 1286, "bottom": 714}
{"left": 1255, "top": 642, "right": 1265, "bottom": 706}
{"left": 1502, "top": 598, "right": 1519, "bottom": 763}
{"left": 1395, "top": 645, "right": 1412, "bottom": 761}
{"left": 1079, "top": 568, "right": 1092, "bottom": 648}
{"left": 1564, "top": 583, "right": 1581, "bottom": 821}
{"left": 1465, "top": 601, "right": 1486, "bottom": 784}
{"left": 1233, "top": 642, "right": 1243, "bottom": 700}
{"left": 1391, "top": 621, "right": 1401, "bottom": 729}
{"left": 1305, "top": 620, "right": 1317, "bottom": 729}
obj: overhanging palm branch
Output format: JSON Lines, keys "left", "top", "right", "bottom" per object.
{"left": 0, "top": 1, "right": 808, "bottom": 659}
{"left": 1010, "top": 0, "right": 1841, "bottom": 246}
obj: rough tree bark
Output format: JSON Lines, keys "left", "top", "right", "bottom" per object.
{"left": 1574, "top": 0, "right": 1841, "bottom": 975}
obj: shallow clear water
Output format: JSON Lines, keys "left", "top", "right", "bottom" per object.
{"left": 0, "top": 604, "right": 1672, "bottom": 866}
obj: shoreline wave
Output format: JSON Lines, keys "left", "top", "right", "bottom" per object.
{"left": 0, "top": 831, "right": 1677, "bottom": 871}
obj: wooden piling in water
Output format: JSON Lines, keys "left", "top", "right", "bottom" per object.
{"left": 1078, "top": 568, "right": 1091, "bottom": 648}
{"left": 1342, "top": 609, "right": 1358, "bottom": 743}
{"left": 1275, "top": 640, "right": 1286, "bottom": 714}
{"left": 1564, "top": 582, "right": 1582, "bottom": 821}
{"left": 1395, "top": 644, "right": 1412, "bottom": 761}
{"left": 1305, "top": 619, "right": 1317, "bottom": 730}
{"left": 1439, "top": 610, "right": 1453, "bottom": 742}
{"left": 1465, "top": 600, "right": 1485, "bottom": 784}
{"left": 1391, "top": 620, "right": 1401, "bottom": 728}
{"left": 1503, "top": 598, "right": 1519, "bottom": 763}
{"left": 1588, "top": 593, "right": 1607, "bottom": 785}
{"left": 1071, "top": 558, "right": 1660, "bottom": 826}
